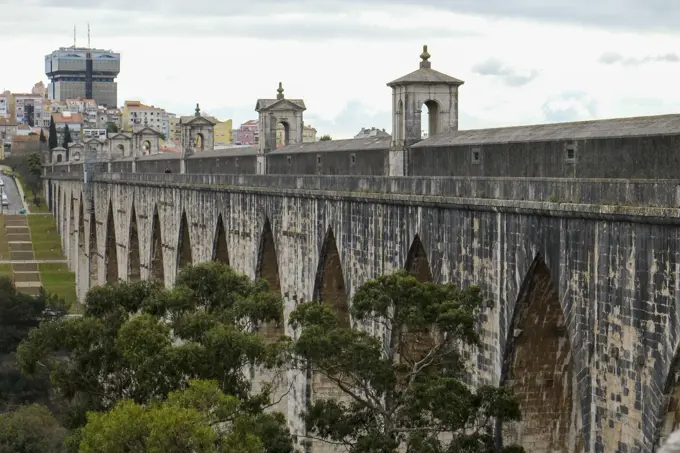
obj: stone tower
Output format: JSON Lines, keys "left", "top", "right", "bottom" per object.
{"left": 179, "top": 103, "right": 217, "bottom": 172}
{"left": 386, "top": 45, "right": 464, "bottom": 175}
{"left": 255, "top": 83, "right": 306, "bottom": 174}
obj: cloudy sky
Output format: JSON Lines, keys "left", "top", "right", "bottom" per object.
{"left": 2, "top": 0, "right": 680, "bottom": 138}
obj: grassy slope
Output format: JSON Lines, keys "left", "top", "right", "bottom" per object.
{"left": 26, "top": 214, "right": 78, "bottom": 309}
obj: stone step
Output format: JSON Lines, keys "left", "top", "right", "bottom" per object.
{"left": 10, "top": 251, "right": 35, "bottom": 261}
{"left": 12, "top": 263, "right": 38, "bottom": 272}
{"left": 17, "top": 286, "right": 42, "bottom": 296}
{"left": 14, "top": 281, "right": 42, "bottom": 288}
{"left": 13, "top": 272, "right": 41, "bottom": 283}
{"left": 6, "top": 234, "right": 31, "bottom": 242}
{"left": 8, "top": 243, "right": 33, "bottom": 252}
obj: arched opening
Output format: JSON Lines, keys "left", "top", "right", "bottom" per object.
{"left": 310, "top": 226, "right": 350, "bottom": 417}
{"left": 69, "top": 196, "right": 75, "bottom": 267}
{"left": 276, "top": 121, "right": 290, "bottom": 148}
{"left": 77, "top": 197, "right": 86, "bottom": 299}
{"left": 56, "top": 154, "right": 63, "bottom": 163}
{"left": 150, "top": 207, "right": 165, "bottom": 284}
{"left": 177, "top": 211, "right": 192, "bottom": 271}
{"left": 128, "top": 203, "right": 141, "bottom": 282}
{"left": 194, "top": 133, "right": 204, "bottom": 152}
{"left": 104, "top": 202, "right": 118, "bottom": 284}
{"left": 420, "top": 100, "right": 440, "bottom": 140}
{"left": 256, "top": 218, "right": 283, "bottom": 342}
{"left": 502, "top": 254, "right": 576, "bottom": 453}
{"left": 396, "top": 99, "right": 404, "bottom": 142}
{"left": 402, "top": 234, "right": 436, "bottom": 366}
{"left": 212, "top": 214, "right": 229, "bottom": 264}
{"left": 143, "top": 140, "right": 151, "bottom": 155}
{"left": 405, "top": 234, "right": 433, "bottom": 283}
{"left": 73, "top": 152, "right": 81, "bottom": 161}
{"left": 117, "top": 144, "right": 125, "bottom": 155}
{"left": 88, "top": 210, "right": 98, "bottom": 289}
{"left": 314, "top": 227, "right": 349, "bottom": 327}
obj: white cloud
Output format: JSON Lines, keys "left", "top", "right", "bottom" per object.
{"left": 2, "top": 0, "right": 680, "bottom": 138}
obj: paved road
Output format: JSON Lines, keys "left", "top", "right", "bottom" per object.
{"left": 0, "top": 174, "right": 24, "bottom": 214}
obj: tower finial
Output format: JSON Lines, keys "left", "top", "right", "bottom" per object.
{"left": 420, "top": 45, "right": 431, "bottom": 69}
{"left": 195, "top": 103, "right": 200, "bottom": 117}
{"left": 276, "top": 82, "right": 284, "bottom": 100}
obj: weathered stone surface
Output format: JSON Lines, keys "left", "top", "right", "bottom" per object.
{"left": 46, "top": 173, "right": 680, "bottom": 453}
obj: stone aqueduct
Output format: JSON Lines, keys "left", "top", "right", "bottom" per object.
{"left": 42, "top": 47, "right": 680, "bottom": 453}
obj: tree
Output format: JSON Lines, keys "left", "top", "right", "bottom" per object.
{"left": 105, "top": 122, "right": 118, "bottom": 134}
{"left": 289, "top": 270, "right": 523, "bottom": 453}
{"left": 78, "top": 380, "right": 287, "bottom": 453}
{"left": 62, "top": 124, "right": 71, "bottom": 150}
{"left": 39, "top": 128, "right": 46, "bottom": 145}
{"left": 48, "top": 116, "right": 58, "bottom": 150}
{"left": 0, "top": 277, "right": 67, "bottom": 410}
{"left": 0, "top": 404, "right": 67, "bottom": 453}
{"left": 17, "top": 263, "right": 293, "bottom": 451}
{"left": 319, "top": 135, "right": 332, "bottom": 141}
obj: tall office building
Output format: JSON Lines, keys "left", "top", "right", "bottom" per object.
{"left": 45, "top": 46, "right": 120, "bottom": 107}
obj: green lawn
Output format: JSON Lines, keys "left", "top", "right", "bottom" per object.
{"left": 38, "top": 262, "right": 77, "bottom": 308}
{"left": 0, "top": 216, "right": 9, "bottom": 260}
{"left": 16, "top": 175, "right": 50, "bottom": 213}
{"left": 0, "top": 263, "right": 12, "bottom": 277}
{"left": 27, "top": 214, "right": 64, "bottom": 260}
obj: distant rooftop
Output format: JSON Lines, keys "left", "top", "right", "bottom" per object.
{"left": 415, "top": 113, "right": 680, "bottom": 147}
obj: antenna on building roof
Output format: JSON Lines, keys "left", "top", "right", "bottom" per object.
{"left": 87, "top": 23, "right": 90, "bottom": 49}
{"left": 73, "top": 25, "right": 76, "bottom": 48}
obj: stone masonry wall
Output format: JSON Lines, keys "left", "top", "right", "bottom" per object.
{"left": 46, "top": 173, "right": 680, "bottom": 453}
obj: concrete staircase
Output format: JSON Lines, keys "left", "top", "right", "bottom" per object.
{"left": 3, "top": 215, "right": 43, "bottom": 295}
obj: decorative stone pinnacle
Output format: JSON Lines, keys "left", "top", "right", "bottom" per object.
{"left": 195, "top": 103, "right": 200, "bottom": 117}
{"left": 277, "top": 82, "right": 284, "bottom": 100}
{"left": 420, "top": 45, "right": 431, "bottom": 69}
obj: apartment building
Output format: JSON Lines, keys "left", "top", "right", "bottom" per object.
{"left": 214, "top": 119, "right": 233, "bottom": 146}
{"left": 13, "top": 93, "right": 44, "bottom": 127}
{"left": 122, "top": 101, "right": 168, "bottom": 134}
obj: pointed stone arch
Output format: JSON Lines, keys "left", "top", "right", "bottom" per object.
{"left": 212, "top": 214, "right": 229, "bottom": 264}
{"left": 255, "top": 217, "right": 283, "bottom": 342}
{"left": 401, "top": 234, "right": 436, "bottom": 366}
{"left": 150, "top": 206, "right": 165, "bottom": 284}
{"left": 69, "top": 195, "right": 75, "bottom": 268}
{"left": 177, "top": 211, "right": 192, "bottom": 271}
{"left": 104, "top": 201, "right": 118, "bottom": 284}
{"left": 128, "top": 203, "right": 141, "bottom": 282}
{"left": 310, "top": 226, "right": 351, "bottom": 420}
{"left": 405, "top": 234, "right": 433, "bottom": 282}
{"left": 88, "top": 210, "right": 98, "bottom": 289}
{"left": 501, "top": 253, "right": 577, "bottom": 453}
{"left": 314, "top": 226, "right": 349, "bottom": 327}
{"left": 77, "top": 195, "right": 87, "bottom": 299}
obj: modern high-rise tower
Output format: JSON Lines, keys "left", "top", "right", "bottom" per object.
{"left": 45, "top": 46, "right": 120, "bottom": 107}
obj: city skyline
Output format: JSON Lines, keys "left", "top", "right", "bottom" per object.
{"left": 2, "top": 1, "right": 680, "bottom": 138}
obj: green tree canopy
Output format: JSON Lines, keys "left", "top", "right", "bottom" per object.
{"left": 0, "top": 404, "right": 67, "bottom": 453}
{"left": 79, "top": 380, "right": 289, "bottom": 453}
{"left": 17, "top": 263, "right": 292, "bottom": 452}
{"left": 62, "top": 124, "right": 72, "bottom": 150}
{"left": 0, "top": 277, "right": 67, "bottom": 411}
{"left": 105, "top": 122, "right": 118, "bottom": 134}
{"left": 48, "top": 116, "right": 58, "bottom": 150}
{"left": 289, "top": 270, "right": 523, "bottom": 453}
{"left": 39, "top": 128, "right": 46, "bottom": 144}
{"left": 319, "top": 135, "right": 332, "bottom": 141}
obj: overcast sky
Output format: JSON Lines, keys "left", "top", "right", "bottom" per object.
{"left": 2, "top": 0, "right": 680, "bottom": 138}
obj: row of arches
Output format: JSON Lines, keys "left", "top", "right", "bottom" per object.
{"left": 51, "top": 188, "right": 680, "bottom": 453}
{"left": 53, "top": 190, "right": 578, "bottom": 452}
